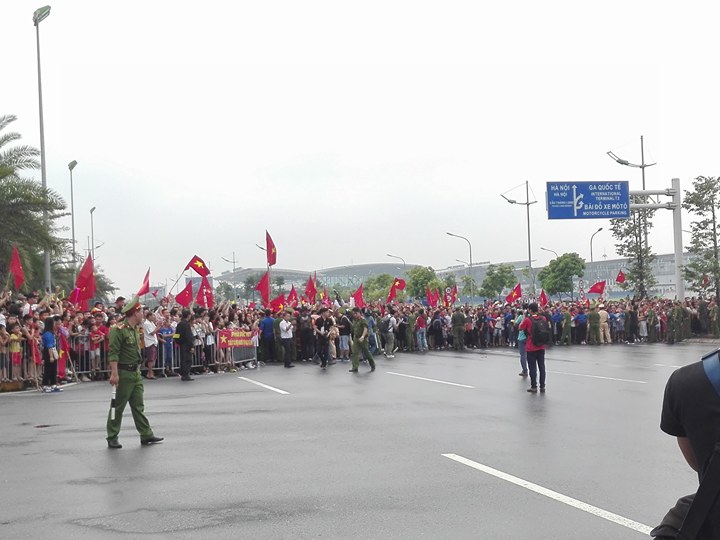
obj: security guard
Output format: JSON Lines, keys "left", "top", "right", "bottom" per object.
{"left": 451, "top": 307, "right": 466, "bottom": 351}
{"left": 106, "top": 296, "right": 163, "bottom": 449}
{"left": 587, "top": 306, "right": 601, "bottom": 345}
{"left": 349, "top": 307, "right": 375, "bottom": 373}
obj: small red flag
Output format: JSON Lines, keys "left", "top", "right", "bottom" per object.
{"left": 9, "top": 245, "right": 25, "bottom": 290}
{"left": 254, "top": 271, "right": 271, "bottom": 306}
{"left": 702, "top": 274, "right": 710, "bottom": 288}
{"left": 539, "top": 289, "right": 549, "bottom": 308}
{"left": 505, "top": 283, "right": 522, "bottom": 304}
{"left": 266, "top": 231, "right": 277, "bottom": 267}
{"left": 304, "top": 275, "right": 317, "bottom": 304}
{"left": 287, "top": 285, "right": 299, "bottom": 308}
{"left": 588, "top": 280, "right": 606, "bottom": 295}
{"left": 185, "top": 255, "right": 210, "bottom": 277}
{"left": 426, "top": 286, "right": 435, "bottom": 307}
{"left": 175, "top": 281, "right": 194, "bottom": 307}
{"left": 137, "top": 268, "right": 150, "bottom": 296}
{"left": 151, "top": 289, "right": 159, "bottom": 298}
{"left": 351, "top": 284, "right": 366, "bottom": 308}
{"left": 269, "top": 293, "right": 286, "bottom": 313}
{"left": 616, "top": 270, "right": 626, "bottom": 284}
{"left": 321, "top": 287, "right": 332, "bottom": 306}
{"left": 196, "top": 276, "right": 214, "bottom": 308}
{"left": 75, "top": 254, "right": 96, "bottom": 302}
{"left": 393, "top": 278, "right": 406, "bottom": 290}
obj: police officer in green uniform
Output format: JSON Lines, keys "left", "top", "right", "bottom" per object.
{"left": 451, "top": 307, "right": 465, "bottom": 351}
{"left": 560, "top": 308, "right": 572, "bottom": 345}
{"left": 710, "top": 302, "right": 720, "bottom": 338}
{"left": 106, "top": 296, "right": 163, "bottom": 449}
{"left": 587, "top": 306, "right": 601, "bottom": 345}
{"left": 349, "top": 307, "right": 375, "bottom": 373}
{"left": 406, "top": 310, "right": 417, "bottom": 352}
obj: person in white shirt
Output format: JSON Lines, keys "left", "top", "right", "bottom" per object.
{"left": 142, "top": 312, "right": 159, "bottom": 379}
{"left": 279, "top": 311, "right": 295, "bottom": 368}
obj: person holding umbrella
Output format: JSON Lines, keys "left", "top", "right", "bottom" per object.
{"left": 106, "top": 296, "right": 163, "bottom": 449}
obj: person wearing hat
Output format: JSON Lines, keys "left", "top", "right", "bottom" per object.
{"left": 598, "top": 304, "right": 611, "bottom": 344}
{"left": 106, "top": 296, "right": 163, "bottom": 449}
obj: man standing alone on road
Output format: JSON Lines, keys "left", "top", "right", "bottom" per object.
{"left": 519, "top": 303, "right": 549, "bottom": 393}
{"left": 279, "top": 311, "right": 295, "bottom": 369}
{"left": 349, "top": 307, "right": 375, "bottom": 373}
{"left": 175, "top": 309, "right": 194, "bottom": 381}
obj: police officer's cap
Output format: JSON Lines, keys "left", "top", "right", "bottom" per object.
{"left": 121, "top": 295, "right": 143, "bottom": 315}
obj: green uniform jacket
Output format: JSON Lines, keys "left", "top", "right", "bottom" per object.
{"left": 108, "top": 323, "right": 143, "bottom": 366}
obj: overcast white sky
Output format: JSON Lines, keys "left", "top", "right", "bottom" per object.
{"left": 3, "top": 1, "right": 719, "bottom": 295}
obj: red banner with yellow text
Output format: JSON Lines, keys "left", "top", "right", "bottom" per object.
{"left": 217, "top": 329, "right": 253, "bottom": 349}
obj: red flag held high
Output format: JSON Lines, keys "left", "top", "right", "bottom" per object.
{"left": 151, "top": 289, "right": 159, "bottom": 298}
{"left": 266, "top": 231, "right": 277, "bottom": 267}
{"left": 588, "top": 280, "right": 606, "bottom": 295}
{"left": 616, "top": 270, "right": 626, "bottom": 284}
{"left": 539, "top": 289, "right": 549, "bottom": 308}
{"left": 287, "top": 285, "right": 299, "bottom": 308}
{"left": 196, "top": 276, "right": 214, "bottom": 308}
{"left": 321, "top": 287, "right": 331, "bottom": 306}
{"left": 393, "top": 278, "right": 406, "bottom": 290}
{"left": 351, "top": 284, "right": 366, "bottom": 308}
{"left": 505, "top": 283, "right": 522, "bottom": 304}
{"left": 175, "top": 281, "right": 193, "bottom": 307}
{"left": 269, "top": 294, "right": 286, "bottom": 313}
{"left": 426, "top": 286, "right": 436, "bottom": 307}
{"left": 9, "top": 245, "right": 24, "bottom": 289}
{"left": 450, "top": 284, "right": 458, "bottom": 304}
{"left": 304, "top": 276, "right": 317, "bottom": 304}
{"left": 137, "top": 268, "right": 150, "bottom": 296}
{"left": 185, "top": 255, "right": 210, "bottom": 277}
{"left": 255, "top": 271, "right": 270, "bottom": 305}
{"left": 75, "top": 254, "right": 96, "bottom": 302}
{"left": 387, "top": 277, "right": 406, "bottom": 304}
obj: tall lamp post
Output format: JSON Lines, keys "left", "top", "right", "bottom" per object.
{"left": 221, "top": 252, "right": 238, "bottom": 300}
{"left": 590, "top": 227, "right": 603, "bottom": 263}
{"left": 540, "top": 246, "right": 559, "bottom": 259}
{"left": 90, "top": 207, "right": 96, "bottom": 262}
{"left": 34, "top": 5, "right": 52, "bottom": 290}
{"left": 386, "top": 253, "right": 406, "bottom": 274}
{"left": 446, "top": 232, "right": 473, "bottom": 305}
{"left": 68, "top": 160, "right": 77, "bottom": 262}
{"left": 501, "top": 181, "right": 537, "bottom": 295}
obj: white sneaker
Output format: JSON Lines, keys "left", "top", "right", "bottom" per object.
{"left": 42, "top": 386, "right": 52, "bottom": 393}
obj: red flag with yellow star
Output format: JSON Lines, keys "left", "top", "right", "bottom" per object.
{"left": 185, "top": 255, "right": 210, "bottom": 277}
{"left": 287, "top": 285, "right": 299, "bottom": 308}
{"left": 137, "top": 268, "right": 150, "bottom": 296}
{"left": 351, "top": 284, "right": 366, "bottom": 308}
{"left": 269, "top": 294, "right": 286, "bottom": 313}
{"left": 175, "top": 281, "right": 193, "bottom": 307}
{"left": 196, "top": 276, "right": 214, "bottom": 308}
{"left": 304, "top": 275, "right": 317, "bottom": 304}
{"left": 505, "top": 283, "right": 521, "bottom": 304}
{"left": 266, "top": 231, "right": 277, "bottom": 267}
{"left": 538, "top": 289, "right": 549, "bottom": 308}
{"left": 255, "top": 271, "right": 270, "bottom": 306}
{"left": 75, "top": 254, "right": 97, "bottom": 303}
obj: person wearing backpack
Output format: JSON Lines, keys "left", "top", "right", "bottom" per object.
{"left": 519, "top": 302, "right": 551, "bottom": 393}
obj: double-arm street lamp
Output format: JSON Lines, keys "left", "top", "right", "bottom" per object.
{"left": 540, "top": 246, "right": 559, "bottom": 259}
{"left": 386, "top": 253, "right": 406, "bottom": 273}
{"left": 446, "top": 232, "right": 474, "bottom": 305}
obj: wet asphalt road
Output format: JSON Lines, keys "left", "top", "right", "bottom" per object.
{"left": 1, "top": 341, "right": 714, "bottom": 539}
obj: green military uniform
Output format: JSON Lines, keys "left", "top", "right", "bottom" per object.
{"left": 587, "top": 310, "right": 600, "bottom": 345}
{"left": 273, "top": 316, "right": 285, "bottom": 364}
{"left": 406, "top": 313, "right": 417, "bottom": 352}
{"left": 560, "top": 312, "right": 572, "bottom": 345}
{"left": 451, "top": 309, "right": 465, "bottom": 351}
{"left": 350, "top": 317, "right": 375, "bottom": 371}
{"left": 710, "top": 305, "right": 720, "bottom": 338}
{"left": 106, "top": 298, "right": 156, "bottom": 445}
{"left": 647, "top": 309, "right": 657, "bottom": 343}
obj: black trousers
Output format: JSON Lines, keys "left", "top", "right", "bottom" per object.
{"left": 42, "top": 349, "right": 57, "bottom": 387}
{"left": 179, "top": 346, "right": 192, "bottom": 378}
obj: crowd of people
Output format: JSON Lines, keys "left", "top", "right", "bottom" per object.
{"left": 0, "top": 286, "right": 718, "bottom": 392}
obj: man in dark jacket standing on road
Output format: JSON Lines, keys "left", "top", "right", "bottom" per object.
{"left": 519, "top": 303, "right": 548, "bottom": 393}
{"left": 175, "top": 309, "right": 194, "bottom": 381}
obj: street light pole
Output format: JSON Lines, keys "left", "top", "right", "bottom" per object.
{"left": 221, "top": 252, "right": 237, "bottom": 300}
{"left": 90, "top": 207, "right": 96, "bottom": 262}
{"left": 68, "top": 160, "right": 77, "bottom": 262}
{"left": 501, "top": 181, "right": 537, "bottom": 295}
{"left": 446, "top": 232, "right": 473, "bottom": 305}
{"left": 34, "top": 5, "right": 52, "bottom": 290}
{"left": 590, "top": 227, "right": 603, "bottom": 263}
{"left": 386, "top": 253, "right": 406, "bottom": 274}
{"left": 540, "top": 247, "right": 559, "bottom": 259}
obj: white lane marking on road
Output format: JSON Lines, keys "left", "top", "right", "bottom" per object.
{"left": 547, "top": 370, "right": 647, "bottom": 384}
{"left": 442, "top": 453, "right": 652, "bottom": 535}
{"left": 386, "top": 372, "right": 475, "bottom": 388}
{"left": 238, "top": 377, "right": 290, "bottom": 395}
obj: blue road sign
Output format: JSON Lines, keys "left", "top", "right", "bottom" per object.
{"left": 546, "top": 181, "right": 630, "bottom": 220}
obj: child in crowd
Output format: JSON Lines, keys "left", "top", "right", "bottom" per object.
{"left": 0, "top": 324, "right": 8, "bottom": 382}
{"left": 89, "top": 323, "right": 105, "bottom": 380}
{"left": 8, "top": 323, "right": 24, "bottom": 381}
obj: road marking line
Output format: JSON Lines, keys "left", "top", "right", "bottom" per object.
{"left": 442, "top": 453, "right": 652, "bottom": 535}
{"left": 547, "top": 370, "right": 647, "bottom": 384}
{"left": 386, "top": 372, "right": 475, "bottom": 388}
{"left": 237, "top": 377, "right": 290, "bottom": 395}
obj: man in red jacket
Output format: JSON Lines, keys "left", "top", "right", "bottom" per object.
{"left": 519, "top": 302, "right": 547, "bottom": 393}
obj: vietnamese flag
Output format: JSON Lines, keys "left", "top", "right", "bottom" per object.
{"left": 151, "top": 289, "right": 159, "bottom": 298}
{"left": 9, "top": 245, "right": 24, "bottom": 290}
{"left": 588, "top": 280, "right": 606, "bottom": 295}
{"left": 185, "top": 255, "right": 210, "bottom": 277}
{"left": 616, "top": 270, "right": 626, "bottom": 284}
{"left": 255, "top": 271, "right": 271, "bottom": 306}
{"left": 269, "top": 294, "right": 286, "bottom": 313}
{"left": 351, "top": 284, "right": 366, "bottom": 308}
{"left": 321, "top": 287, "right": 332, "bottom": 306}
{"left": 137, "top": 268, "right": 150, "bottom": 296}
{"left": 75, "top": 254, "right": 97, "bottom": 303}
{"left": 450, "top": 284, "right": 458, "bottom": 304}
{"left": 387, "top": 277, "right": 406, "bottom": 303}
{"left": 266, "top": 231, "right": 277, "bottom": 267}
{"left": 196, "top": 276, "right": 214, "bottom": 308}
{"left": 426, "top": 286, "right": 436, "bottom": 307}
{"left": 304, "top": 275, "right": 317, "bottom": 304}
{"left": 175, "top": 281, "right": 194, "bottom": 307}
{"left": 287, "top": 285, "right": 299, "bottom": 308}
{"left": 539, "top": 289, "right": 549, "bottom": 308}
{"left": 393, "top": 278, "right": 406, "bottom": 290}
{"left": 505, "top": 283, "right": 522, "bottom": 304}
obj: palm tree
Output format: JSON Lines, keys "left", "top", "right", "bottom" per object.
{"left": 0, "top": 114, "right": 67, "bottom": 289}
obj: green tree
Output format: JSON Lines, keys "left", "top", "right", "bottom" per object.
{"left": 0, "top": 115, "right": 67, "bottom": 288}
{"left": 215, "top": 281, "right": 235, "bottom": 302}
{"left": 610, "top": 208, "right": 656, "bottom": 298}
{"left": 365, "top": 273, "right": 395, "bottom": 303}
{"left": 272, "top": 276, "right": 286, "bottom": 295}
{"left": 478, "top": 264, "right": 516, "bottom": 299}
{"left": 537, "top": 253, "right": 585, "bottom": 300}
{"left": 243, "top": 274, "right": 263, "bottom": 300}
{"left": 460, "top": 275, "right": 476, "bottom": 297}
{"left": 406, "top": 266, "right": 438, "bottom": 298}
{"left": 682, "top": 176, "right": 720, "bottom": 298}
